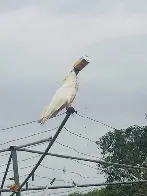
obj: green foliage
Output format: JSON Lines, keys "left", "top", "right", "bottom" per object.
{"left": 69, "top": 125, "right": 147, "bottom": 196}
{"left": 69, "top": 193, "right": 82, "bottom": 196}
{"left": 96, "top": 125, "right": 147, "bottom": 182}
{"left": 68, "top": 185, "right": 147, "bottom": 196}
{"left": 69, "top": 188, "right": 106, "bottom": 196}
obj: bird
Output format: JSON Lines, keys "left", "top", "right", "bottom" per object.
{"left": 38, "top": 67, "right": 79, "bottom": 125}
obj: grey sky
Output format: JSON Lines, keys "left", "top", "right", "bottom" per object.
{"left": 0, "top": 0, "right": 147, "bottom": 195}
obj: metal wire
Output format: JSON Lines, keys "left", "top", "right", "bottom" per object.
{"left": 40, "top": 164, "right": 100, "bottom": 180}
{"left": 0, "top": 127, "right": 58, "bottom": 147}
{"left": 64, "top": 127, "right": 95, "bottom": 143}
{"left": 56, "top": 141, "right": 99, "bottom": 159}
{"left": 34, "top": 174, "right": 69, "bottom": 183}
{"left": 0, "top": 164, "right": 36, "bottom": 175}
{"left": 0, "top": 155, "right": 40, "bottom": 169}
{"left": 77, "top": 113, "right": 116, "bottom": 129}
{"left": 0, "top": 112, "right": 65, "bottom": 132}
{"left": 74, "top": 160, "right": 97, "bottom": 170}
{"left": 0, "top": 120, "right": 37, "bottom": 132}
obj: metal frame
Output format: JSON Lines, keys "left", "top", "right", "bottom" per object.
{"left": 0, "top": 152, "right": 12, "bottom": 195}
{"left": 10, "top": 146, "right": 20, "bottom": 196}
{"left": 0, "top": 180, "right": 147, "bottom": 193}
{"left": 10, "top": 107, "right": 75, "bottom": 196}
{"left": 15, "top": 137, "right": 53, "bottom": 150}
{"left": 0, "top": 108, "right": 147, "bottom": 195}
{"left": 17, "top": 148, "right": 147, "bottom": 171}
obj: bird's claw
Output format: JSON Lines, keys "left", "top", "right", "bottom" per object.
{"left": 66, "top": 107, "right": 76, "bottom": 115}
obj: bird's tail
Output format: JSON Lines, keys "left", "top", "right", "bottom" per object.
{"left": 38, "top": 101, "right": 67, "bottom": 125}
{"left": 38, "top": 117, "right": 48, "bottom": 125}
{"left": 38, "top": 104, "right": 55, "bottom": 125}
{"left": 38, "top": 111, "right": 56, "bottom": 125}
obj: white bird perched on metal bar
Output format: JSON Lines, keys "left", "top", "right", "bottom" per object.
{"left": 38, "top": 67, "right": 79, "bottom": 125}
{"left": 38, "top": 55, "right": 90, "bottom": 125}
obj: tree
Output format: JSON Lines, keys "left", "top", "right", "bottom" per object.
{"left": 69, "top": 125, "right": 147, "bottom": 196}
{"left": 69, "top": 188, "right": 106, "bottom": 196}
{"left": 96, "top": 125, "right": 147, "bottom": 195}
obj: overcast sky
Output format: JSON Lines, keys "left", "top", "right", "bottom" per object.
{"left": 0, "top": 0, "right": 147, "bottom": 195}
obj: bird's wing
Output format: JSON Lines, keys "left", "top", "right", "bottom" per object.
{"left": 38, "top": 87, "right": 69, "bottom": 124}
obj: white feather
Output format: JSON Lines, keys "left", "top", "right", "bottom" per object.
{"left": 38, "top": 70, "right": 79, "bottom": 125}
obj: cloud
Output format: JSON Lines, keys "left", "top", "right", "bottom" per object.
{"left": 0, "top": 1, "right": 147, "bottom": 195}
{"left": 0, "top": 2, "right": 147, "bottom": 85}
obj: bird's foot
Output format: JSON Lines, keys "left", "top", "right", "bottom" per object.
{"left": 66, "top": 107, "right": 77, "bottom": 115}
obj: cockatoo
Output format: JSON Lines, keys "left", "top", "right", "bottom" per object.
{"left": 38, "top": 67, "right": 79, "bottom": 125}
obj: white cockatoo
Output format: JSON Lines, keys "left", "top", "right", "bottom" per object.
{"left": 38, "top": 68, "right": 79, "bottom": 125}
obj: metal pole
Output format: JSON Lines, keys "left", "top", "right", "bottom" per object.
{"left": 10, "top": 146, "right": 20, "bottom": 196}
{"left": 15, "top": 137, "right": 52, "bottom": 149}
{"left": 0, "top": 148, "right": 10, "bottom": 154}
{"left": 10, "top": 107, "right": 75, "bottom": 196}
{"left": 26, "top": 182, "right": 28, "bottom": 190}
{"left": 0, "top": 152, "right": 12, "bottom": 195}
{"left": 17, "top": 148, "right": 147, "bottom": 171}
{"left": 1, "top": 180, "right": 147, "bottom": 193}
